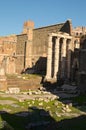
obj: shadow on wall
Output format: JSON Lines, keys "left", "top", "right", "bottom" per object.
{"left": 21, "top": 48, "right": 80, "bottom": 87}
{"left": 60, "top": 20, "right": 72, "bottom": 35}
{"left": 54, "top": 49, "right": 79, "bottom": 86}
{"left": 22, "top": 56, "right": 47, "bottom": 76}
{"left": 1, "top": 50, "right": 86, "bottom": 130}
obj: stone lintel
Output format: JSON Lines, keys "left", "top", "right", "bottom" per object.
{"left": 49, "top": 32, "right": 72, "bottom": 39}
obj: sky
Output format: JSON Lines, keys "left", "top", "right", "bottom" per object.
{"left": 0, "top": 0, "right": 86, "bottom": 36}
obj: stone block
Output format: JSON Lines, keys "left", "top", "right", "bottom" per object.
{"left": 0, "top": 68, "right": 7, "bottom": 91}
{"left": 0, "top": 80, "right": 7, "bottom": 91}
{"left": 8, "top": 87, "right": 20, "bottom": 94}
{"left": 0, "top": 68, "right": 5, "bottom": 76}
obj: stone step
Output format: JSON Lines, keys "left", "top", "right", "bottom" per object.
{"left": 7, "top": 75, "right": 41, "bottom": 90}
{"left": 6, "top": 75, "right": 42, "bottom": 90}
{"left": 7, "top": 85, "right": 19, "bottom": 88}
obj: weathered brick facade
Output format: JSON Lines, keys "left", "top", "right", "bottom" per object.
{"left": 0, "top": 35, "right": 16, "bottom": 74}
{"left": 0, "top": 20, "right": 86, "bottom": 85}
{"left": 32, "top": 20, "right": 71, "bottom": 74}
{"left": 16, "top": 34, "right": 28, "bottom": 73}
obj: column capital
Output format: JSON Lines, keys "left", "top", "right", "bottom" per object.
{"left": 55, "top": 37, "right": 60, "bottom": 48}
{"left": 56, "top": 36, "right": 60, "bottom": 39}
{"left": 63, "top": 37, "right": 67, "bottom": 42}
{"left": 62, "top": 38, "right": 67, "bottom": 48}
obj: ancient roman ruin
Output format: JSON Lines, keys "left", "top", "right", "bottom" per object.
{"left": 0, "top": 19, "right": 86, "bottom": 91}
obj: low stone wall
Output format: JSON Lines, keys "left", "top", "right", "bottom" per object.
{"left": 0, "top": 68, "right": 7, "bottom": 91}
{"left": 0, "top": 80, "right": 7, "bottom": 91}
{"left": 7, "top": 75, "right": 42, "bottom": 91}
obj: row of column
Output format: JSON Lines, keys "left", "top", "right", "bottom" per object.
{"left": 46, "top": 34, "right": 71, "bottom": 81}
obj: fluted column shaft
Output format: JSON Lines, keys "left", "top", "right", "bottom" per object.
{"left": 61, "top": 38, "right": 67, "bottom": 78}
{"left": 53, "top": 37, "right": 60, "bottom": 79}
{"left": 67, "top": 40, "right": 72, "bottom": 79}
{"left": 46, "top": 35, "right": 52, "bottom": 79}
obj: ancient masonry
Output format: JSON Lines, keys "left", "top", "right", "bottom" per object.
{"left": 0, "top": 19, "right": 86, "bottom": 90}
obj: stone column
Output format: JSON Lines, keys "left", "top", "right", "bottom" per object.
{"left": 53, "top": 37, "right": 60, "bottom": 79}
{"left": 62, "top": 38, "right": 67, "bottom": 57}
{"left": 25, "top": 40, "right": 32, "bottom": 68}
{"left": 67, "top": 40, "right": 72, "bottom": 79}
{"left": 46, "top": 35, "right": 52, "bottom": 80}
{"left": 61, "top": 38, "right": 67, "bottom": 78}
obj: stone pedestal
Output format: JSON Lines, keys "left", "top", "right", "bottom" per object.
{"left": 0, "top": 68, "right": 7, "bottom": 91}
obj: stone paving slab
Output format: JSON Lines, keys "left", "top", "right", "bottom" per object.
{"left": 0, "top": 93, "right": 58, "bottom": 100}
{"left": 0, "top": 100, "right": 16, "bottom": 105}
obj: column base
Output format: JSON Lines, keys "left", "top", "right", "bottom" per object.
{"left": 45, "top": 76, "right": 57, "bottom": 83}
{"left": 45, "top": 75, "right": 52, "bottom": 81}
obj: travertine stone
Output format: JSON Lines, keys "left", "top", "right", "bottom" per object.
{"left": 67, "top": 40, "right": 72, "bottom": 78}
{"left": 61, "top": 38, "right": 67, "bottom": 78}
{"left": 53, "top": 37, "right": 60, "bottom": 79}
{"left": 0, "top": 67, "right": 7, "bottom": 90}
{"left": 46, "top": 35, "right": 52, "bottom": 79}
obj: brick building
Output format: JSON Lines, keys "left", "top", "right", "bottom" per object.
{"left": 0, "top": 19, "right": 86, "bottom": 83}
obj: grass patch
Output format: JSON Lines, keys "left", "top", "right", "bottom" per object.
{"left": 0, "top": 96, "right": 18, "bottom": 102}
{"left": 0, "top": 95, "right": 86, "bottom": 130}
{"left": 21, "top": 73, "right": 41, "bottom": 79}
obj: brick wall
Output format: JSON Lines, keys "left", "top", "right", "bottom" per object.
{"left": 0, "top": 20, "right": 72, "bottom": 75}
{"left": 16, "top": 34, "right": 28, "bottom": 73}
{"left": 32, "top": 21, "right": 71, "bottom": 74}
{"left": 0, "top": 35, "right": 16, "bottom": 74}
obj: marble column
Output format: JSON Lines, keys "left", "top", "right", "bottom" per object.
{"left": 46, "top": 35, "right": 52, "bottom": 80}
{"left": 61, "top": 38, "right": 67, "bottom": 78}
{"left": 53, "top": 37, "right": 60, "bottom": 79}
{"left": 62, "top": 38, "right": 67, "bottom": 57}
{"left": 67, "top": 40, "right": 71, "bottom": 79}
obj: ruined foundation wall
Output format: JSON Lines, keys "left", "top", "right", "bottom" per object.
{"left": 16, "top": 34, "right": 28, "bottom": 73}
{"left": 0, "top": 35, "right": 16, "bottom": 74}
